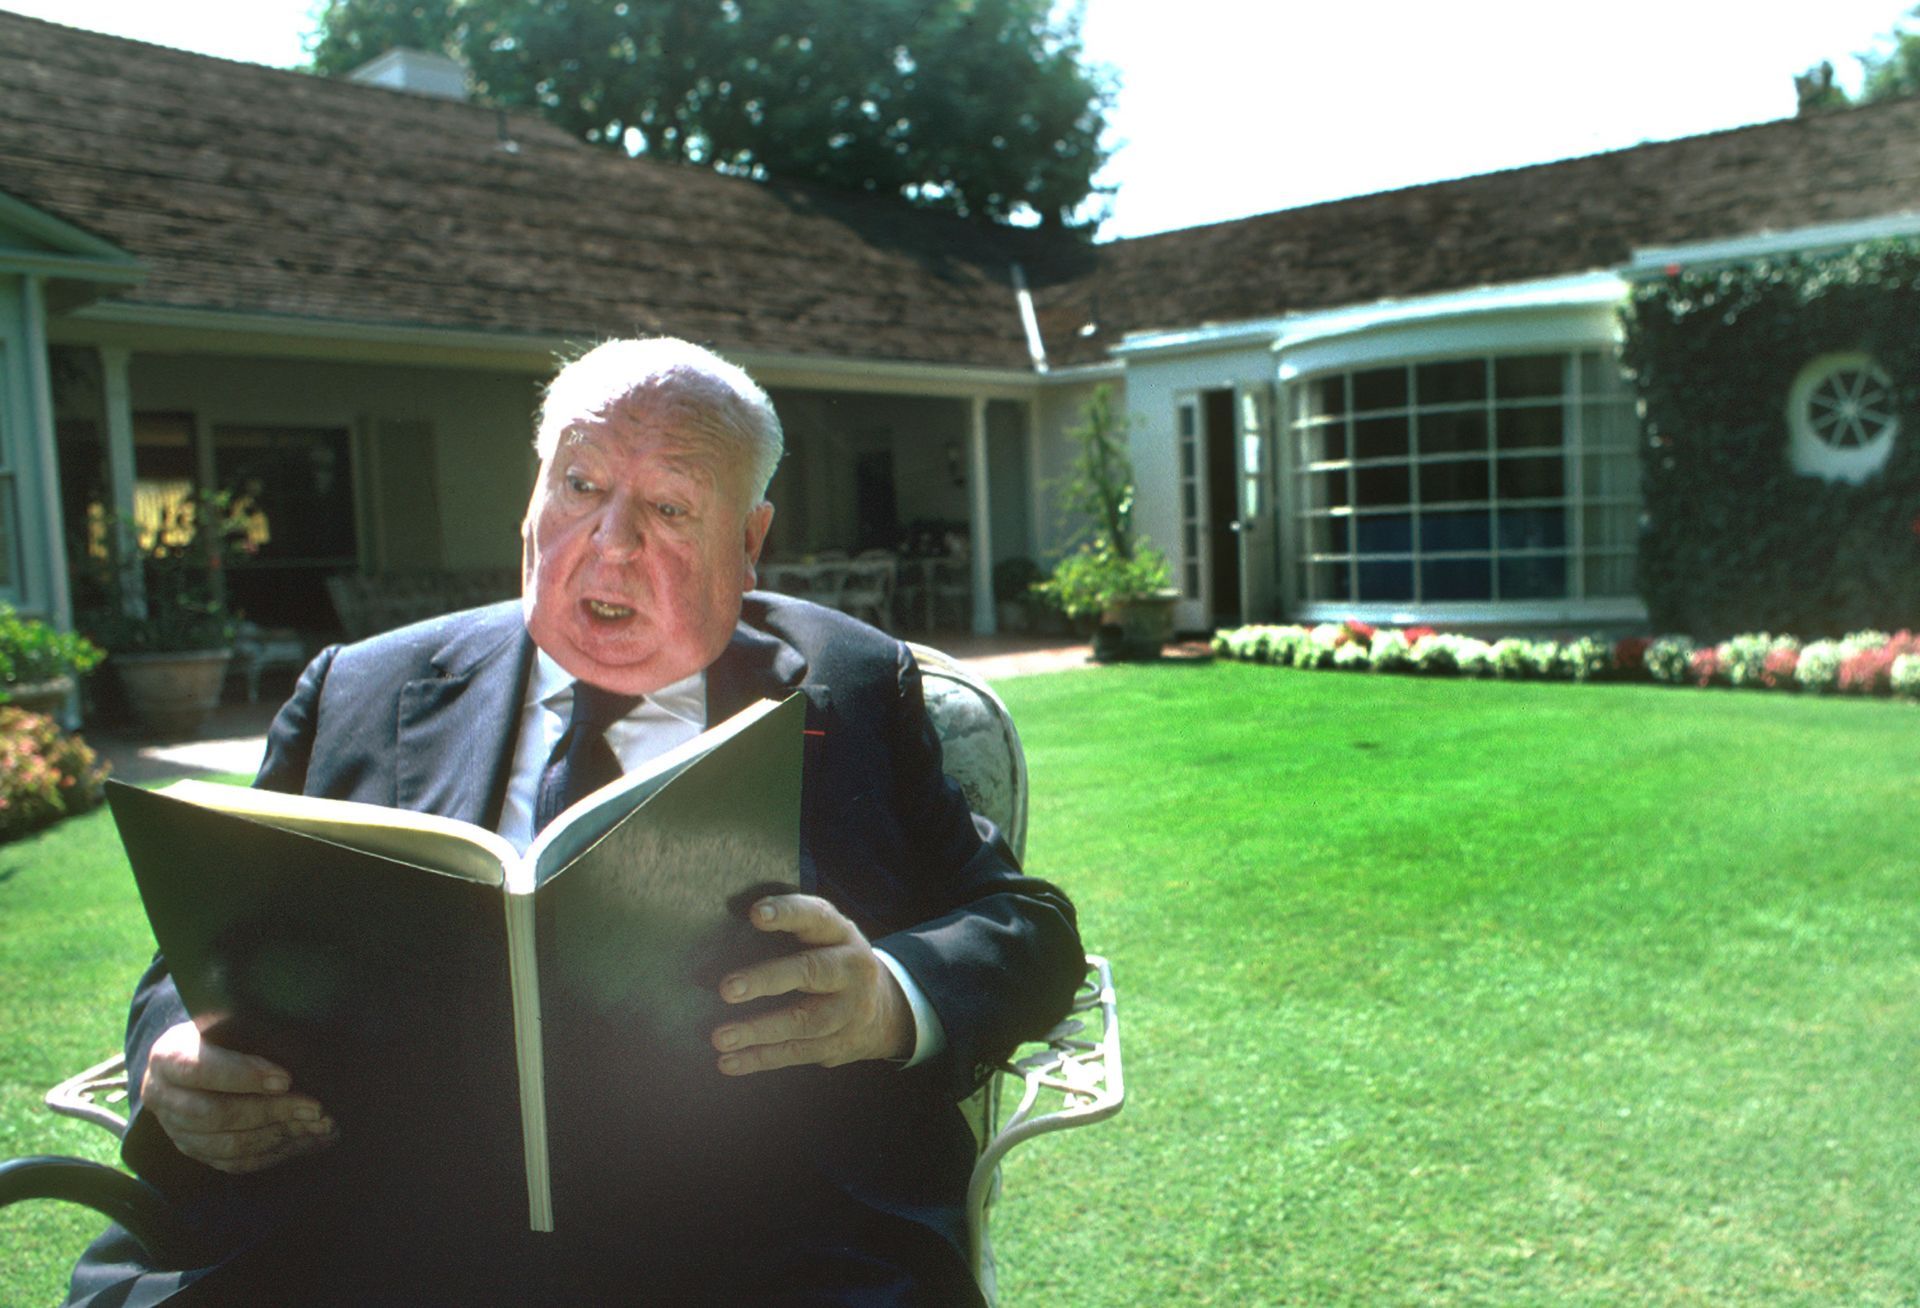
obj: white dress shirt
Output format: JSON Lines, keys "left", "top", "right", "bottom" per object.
{"left": 497, "top": 648, "right": 943, "bottom": 1065}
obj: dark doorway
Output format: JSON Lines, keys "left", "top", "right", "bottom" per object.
{"left": 1204, "top": 390, "right": 1242, "bottom": 627}
{"left": 853, "top": 450, "right": 899, "bottom": 553}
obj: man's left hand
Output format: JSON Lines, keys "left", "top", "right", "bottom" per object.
{"left": 712, "top": 894, "right": 912, "bottom": 1074}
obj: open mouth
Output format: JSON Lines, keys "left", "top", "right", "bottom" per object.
{"left": 583, "top": 598, "right": 635, "bottom": 621}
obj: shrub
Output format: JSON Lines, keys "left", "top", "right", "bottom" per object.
{"left": 1761, "top": 646, "right": 1801, "bottom": 690}
{"left": 1796, "top": 641, "right": 1843, "bottom": 691}
{"left": 1893, "top": 653, "right": 1920, "bottom": 697}
{"left": 1490, "top": 638, "right": 1533, "bottom": 679}
{"left": 1331, "top": 640, "right": 1371, "bottom": 671}
{"left": 1720, "top": 633, "right": 1797, "bottom": 688}
{"left": 1566, "top": 636, "right": 1611, "bottom": 682}
{"left": 1526, "top": 640, "right": 1573, "bottom": 679}
{"left": 0, "top": 604, "right": 104, "bottom": 691}
{"left": 0, "top": 707, "right": 108, "bottom": 843}
{"left": 1837, "top": 632, "right": 1920, "bottom": 694}
{"left": 1613, "top": 637, "right": 1653, "bottom": 678}
{"left": 1369, "top": 629, "right": 1414, "bottom": 672}
{"left": 1414, "top": 634, "right": 1492, "bottom": 676}
{"left": 1646, "top": 636, "right": 1697, "bottom": 684}
{"left": 1339, "top": 619, "right": 1376, "bottom": 649}
{"left": 1690, "top": 646, "right": 1724, "bottom": 687}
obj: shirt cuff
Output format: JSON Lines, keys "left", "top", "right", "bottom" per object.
{"left": 873, "top": 947, "right": 946, "bottom": 1068}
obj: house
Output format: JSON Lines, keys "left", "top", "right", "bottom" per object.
{"left": 4, "top": 8, "right": 1919, "bottom": 648}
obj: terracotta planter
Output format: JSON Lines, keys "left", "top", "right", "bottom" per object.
{"left": 1097, "top": 588, "right": 1181, "bottom": 661}
{"left": 3, "top": 674, "right": 75, "bottom": 718}
{"left": 114, "top": 649, "right": 232, "bottom": 738}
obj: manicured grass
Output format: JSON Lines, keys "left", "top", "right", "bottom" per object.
{"left": 986, "top": 663, "right": 1919, "bottom": 1305}
{"left": 4, "top": 674, "right": 1916, "bottom": 1305}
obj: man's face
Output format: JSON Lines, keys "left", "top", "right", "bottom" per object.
{"left": 521, "top": 393, "right": 773, "bottom": 695}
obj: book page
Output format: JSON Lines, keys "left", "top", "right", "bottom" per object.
{"left": 156, "top": 778, "right": 516, "bottom": 886}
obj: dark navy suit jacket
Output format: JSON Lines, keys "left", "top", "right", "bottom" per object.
{"left": 70, "top": 594, "right": 1083, "bottom": 1307}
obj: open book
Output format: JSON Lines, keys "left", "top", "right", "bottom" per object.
{"left": 107, "top": 693, "right": 803, "bottom": 1233}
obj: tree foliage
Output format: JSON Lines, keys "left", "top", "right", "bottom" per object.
{"left": 309, "top": 0, "right": 1113, "bottom": 229}
{"left": 1797, "top": 6, "right": 1920, "bottom": 113}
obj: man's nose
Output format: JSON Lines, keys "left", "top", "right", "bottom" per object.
{"left": 589, "top": 502, "right": 646, "bottom": 559}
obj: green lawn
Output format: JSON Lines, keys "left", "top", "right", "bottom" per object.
{"left": 3, "top": 668, "right": 1916, "bottom": 1305}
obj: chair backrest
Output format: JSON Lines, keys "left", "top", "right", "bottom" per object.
{"left": 907, "top": 643, "right": 1027, "bottom": 860}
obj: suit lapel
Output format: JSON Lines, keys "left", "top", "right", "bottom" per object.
{"left": 396, "top": 607, "right": 533, "bottom": 827}
{"left": 705, "top": 619, "right": 814, "bottom": 724}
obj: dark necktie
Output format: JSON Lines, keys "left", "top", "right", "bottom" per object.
{"left": 533, "top": 681, "right": 643, "bottom": 835}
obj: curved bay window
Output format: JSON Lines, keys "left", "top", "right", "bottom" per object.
{"left": 1290, "top": 350, "right": 1639, "bottom": 609}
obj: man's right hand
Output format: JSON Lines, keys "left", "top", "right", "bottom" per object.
{"left": 141, "top": 1020, "right": 337, "bottom": 1174}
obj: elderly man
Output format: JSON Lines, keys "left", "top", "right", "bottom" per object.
{"left": 69, "top": 338, "right": 1084, "bottom": 1306}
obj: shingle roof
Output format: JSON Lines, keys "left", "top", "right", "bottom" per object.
{"left": 0, "top": 10, "right": 1037, "bottom": 370}
{"left": 8, "top": 9, "right": 1920, "bottom": 377}
{"left": 1028, "top": 96, "right": 1920, "bottom": 365}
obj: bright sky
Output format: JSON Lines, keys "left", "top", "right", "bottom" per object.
{"left": 4, "top": 0, "right": 1915, "bottom": 240}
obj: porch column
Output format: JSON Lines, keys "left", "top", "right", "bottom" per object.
{"left": 966, "top": 396, "right": 994, "bottom": 635}
{"left": 22, "top": 277, "right": 71, "bottom": 625}
{"left": 1024, "top": 397, "right": 1045, "bottom": 557}
{"left": 98, "top": 345, "right": 144, "bottom": 616}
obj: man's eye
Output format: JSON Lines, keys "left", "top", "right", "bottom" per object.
{"left": 564, "top": 473, "right": 598, "bottom": 495}
{"left": 656, "top": 502, "right": 687, "bottom": 519}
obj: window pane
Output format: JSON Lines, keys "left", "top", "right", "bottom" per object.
{"left": 1359, "top": 560, "right": 1414, "bottom": 600}
{"left": 1417, "top": 408, "right": 1488, "bottom": 455}
{"left": 1582, "top": 451, "right": 1639, "bottom": 499}
{"left": 1497, "top": 455, "right": 1564, "bottom": 499}
{"left": 1416, "top": 359, "right": 1486, "bottom": 405}
{"left": 1184, "top": 524, "right": 1199, "bottom": 556}
{"left": 1185, "top": 561, "right": 1201, "bottom": 598}
{"left": 1302, "top": 469, "right": 1348, "bottom": 510}
{"left": 1421, "top": 509, "right": 1491, "bottom": 552}
{"left": 1421, "top": 557, "right": 1492, "bottom": 600}
{"left": 1299, "top": 421, "right": 1346, "bottom": 464}
{"left": 1495, "top": 404, "right": 1563, "bottom": 450}
{"left": 1182, "top": 483, "right": 1198, "bottom": 519}
{"left": 1352, "top": 367, "right": 1408, "bottom": 412}
{"left": 1355, "top": 464, "right": 1411, "bottom": 506}
{"left": 1499, "top": 554, "right": 1567, "bottom": 599}
{"left": 1579, "top": 350, "right": 1629, "bottom": 399}
{"left": 1178, "top": 407, "right": 1196, "bottom": 438}
{"left": 1581, "top": 400, "right": 1638, "bottom": 449}
{"left": 1494, "top": 354, "right": 1564, "bottom": 400}
{"left": 1497, "top": 507, "right": 1567, "bottom": 551}
{"left": 1180, "top": 442, "right": 1196, "bottom": 478}
{"left": 1301, "top": 515, "right": 1349, "bottom": 555}
{"left": 1584, "top": 553, "right": 1636, "bottom": 597}
{"left": 1583, "top": 504, "right": 1635, "bottom": 550}
{"left": 1308, "top": 561, "right": 1351, "bottom": 600}
{"left": 1356, "top": 513, "right": 1412, "bottom": 553}
{"left": 1419, "top": 458, "right": 1490, "bottom": 505}
{"left": 1353, "top": 415, "right": 1409, "bottom": 461}
{"left": 1306, "top": 376, "right": 1346, "bottom": 420}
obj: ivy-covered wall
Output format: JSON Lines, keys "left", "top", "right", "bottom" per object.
{"left": 1620, "top": 241, "right": 1920, "bottom": 639}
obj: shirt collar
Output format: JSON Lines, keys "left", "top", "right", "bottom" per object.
{"left": 528, "top": 647, "right": 707, "bottom": 730}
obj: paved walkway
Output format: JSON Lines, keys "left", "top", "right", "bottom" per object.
{"left": 89, "top": 632, "right": 1124, "bottom": 786}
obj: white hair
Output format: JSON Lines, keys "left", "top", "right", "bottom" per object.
{"left": 535, "top": 338, "right": 784, "bottom": 504}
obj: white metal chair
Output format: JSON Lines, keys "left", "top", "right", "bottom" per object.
{"left": 6, "top": 643, "right": 1123, "bottom": 1303}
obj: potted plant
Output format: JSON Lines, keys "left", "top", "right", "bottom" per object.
{"left": 81, "top": 490, "right": 250, "bottom": 737}
{"left": 0, "top": 602, "right": 104, "bottom": 718}
{"left": 992, "top": 558, "right": 1042, "bottom": 634}
{"left": 1032, "top": 386, "right": 1178, "bottom": 660}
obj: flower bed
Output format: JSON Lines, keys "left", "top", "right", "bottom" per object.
{"left": 1212, "top": 622, "right": 1920, "bottom": 701}
{"left": 0, "top": 706, "right": 109, "bottom": 843}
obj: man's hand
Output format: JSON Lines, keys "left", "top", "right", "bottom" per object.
{"left": 711, "top": 894, "right": 912, "bottom": 1075}
{"left": 141, "top": 1020, "right": 337, "bottom": 1174}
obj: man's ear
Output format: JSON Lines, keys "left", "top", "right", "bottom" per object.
{"left": 742, "top": 501, "right": 774, "bottom": 589}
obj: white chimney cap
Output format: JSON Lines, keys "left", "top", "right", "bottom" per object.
{"left": 347, "top": 48, "right": 469, "bottom": 101}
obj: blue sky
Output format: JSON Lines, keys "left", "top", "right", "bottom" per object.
{"left": 4, "top": 0, "right": 1913, "bottom": 239}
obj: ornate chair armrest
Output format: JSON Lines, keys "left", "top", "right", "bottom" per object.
{"left": 0, "top": 1155, "right": 209, "bottom": 1268}
{"left": 965, "top": 955, "right": 1124, "bottom": 1236}
{"left": 47, "top": 1052, "right": 131, "bottom": 1139}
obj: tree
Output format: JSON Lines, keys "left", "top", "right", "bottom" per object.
{"left": 308, "top": 0, "right": 1113, "bottom": 230}
{"left": 1796, "top": 6, "right": 1920, "bottom": 113}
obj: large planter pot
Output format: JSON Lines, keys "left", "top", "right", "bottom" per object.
{"left": 1097, "top": 588, "right": 1181, "bottom": 662}
{"left": 114, "top": 649, "right": 232, "bottom": 738}
{"left": 3, "top": 674, "right": 75, "bottom": 718}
